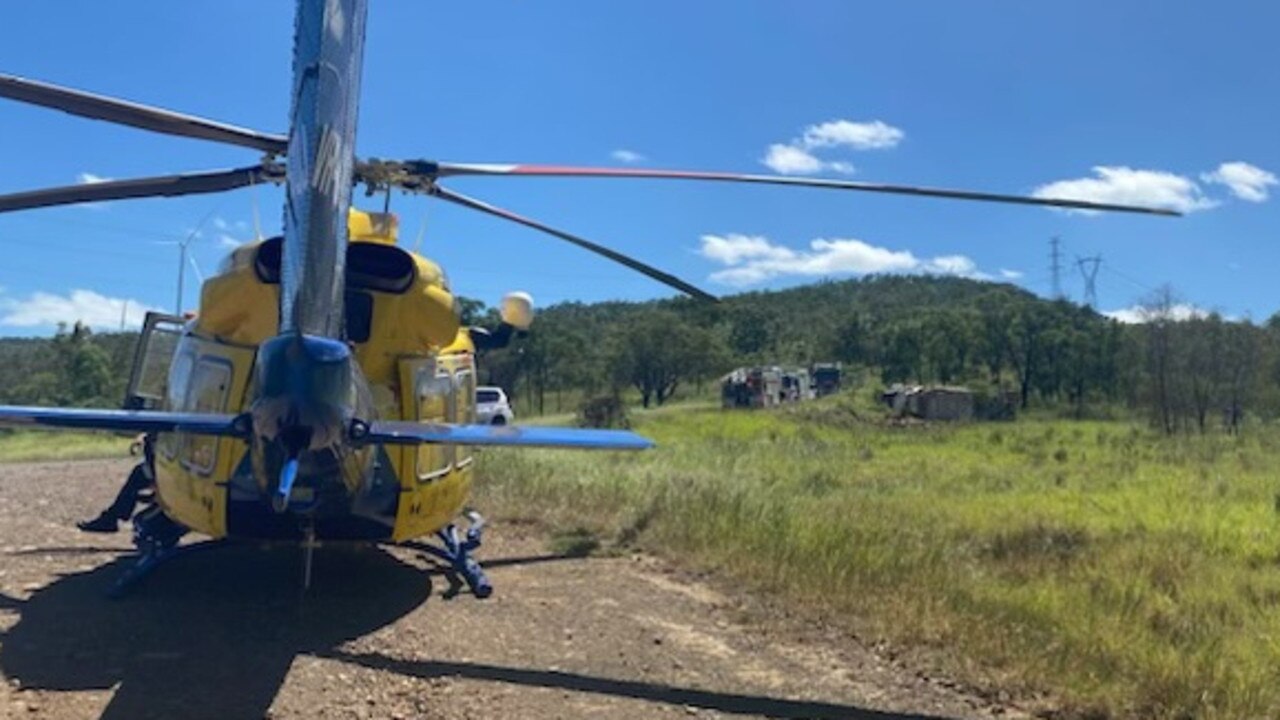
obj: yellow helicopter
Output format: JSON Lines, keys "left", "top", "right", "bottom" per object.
{"left": 0, "top": 0, "right": 1174, "bottom": 598}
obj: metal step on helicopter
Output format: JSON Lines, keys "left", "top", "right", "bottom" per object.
{"left": 0, "top": 0, "right": 1176, "bottom": 598}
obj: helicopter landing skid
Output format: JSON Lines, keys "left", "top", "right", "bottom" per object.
{"left": 108, "top": 505, "right": 216, "bottom": 598}
{"left": 398, "top": 511, "right": 492, "bottom": 599}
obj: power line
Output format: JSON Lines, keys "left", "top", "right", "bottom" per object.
{"left": 1102, "top": 264, "right": 1156, "bottom": 293}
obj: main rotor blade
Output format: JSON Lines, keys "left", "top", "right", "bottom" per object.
{"left": 0, "top": 165, "right": 279, "bottom": 214}
{"left": 425, "top": 162, "right": 1181, "bottom": 217}
{"left": 0, "top": 73, "right": 288, "bottom": 154}
{"left": 431, "top": 185, "right": 717, "bottom": 301}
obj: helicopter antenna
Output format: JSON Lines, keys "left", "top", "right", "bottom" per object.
{"left": 412, "top": 209, "right": 428, "bottom": 254}
{"left": 250, "top": 176, "right": 264, "bottom": 241}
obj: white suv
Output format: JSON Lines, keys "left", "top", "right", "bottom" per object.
{"left": 475, "top": 386, "right": 514, "bottom": 425}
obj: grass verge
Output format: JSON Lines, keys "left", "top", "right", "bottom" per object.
{"left": 476, "top": 397, "right": 1280, "bottom": 719}
{"left": 0, "top": 430, "right": 131, "bottom": 463}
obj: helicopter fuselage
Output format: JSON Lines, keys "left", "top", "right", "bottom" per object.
{"left": 143, "top": 212, "right": 479, "bottom": 543}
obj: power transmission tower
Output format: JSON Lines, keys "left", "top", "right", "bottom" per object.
{"left": 1077, "top": 255, "right": 1102, "bottom": 308}
{"left": 1049, "top": 236, "right": 1064, "bottom": 299}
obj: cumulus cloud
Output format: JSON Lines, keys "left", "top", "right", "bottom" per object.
{"left": 1033, "top": 166, "right": 1218, "bottom": 214}
{"left": 1104, "top": 303, "right": 1210, "bottom": 324}
{"left": 760, "top": 118, "right": 902, "bottom": 176}
{"left": 1201, "top": 161, "right": 1277, "bottom": 202}
{"left": 800, "top": 120, "right": 904, "bottom": 151}
{"left": 761, "top": 144, "right": 854, "bottom": 175}
{"left": 610, "top": 149, "right": 646, "bottom": 164}
{"left": 999, "top": 268, "right": 1024, "bottom": 280}
{"left": 699, "top": 233, "right": 987, "bottom": 286}
{"left": 0, "top": 289, "right": 156, "bottom": 330}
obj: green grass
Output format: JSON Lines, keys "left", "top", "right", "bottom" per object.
{"left": 477, "top": 396, "right": 1280, "bottom": 719}
{"left": 0, "top": 430, "right": 132, "bottom": 463}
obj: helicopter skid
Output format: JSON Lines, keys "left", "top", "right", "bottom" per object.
{"left": 397, "top": 511, "right": 492, "bottom": 599}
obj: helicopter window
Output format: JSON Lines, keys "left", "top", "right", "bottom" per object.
{"left": 345, "top": 291, "right": 374, "bottom": 343}
{"left": 415, "top": 365, "right": 455, "bottom": 481}
{"left": 158, "top": 350, "right": 196, "bottom": 461}
{"left": 454, "top": 367, "right": 475, "bottom": 469}
{"left": 181, "top": 358, "right": 232, "bottom": 476}
{"left": 125, "top": 314, "right": 184, "bottom": 411}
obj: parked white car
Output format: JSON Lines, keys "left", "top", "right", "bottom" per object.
{"left": 475, "top": 386, "right": 514, "bottom": 425}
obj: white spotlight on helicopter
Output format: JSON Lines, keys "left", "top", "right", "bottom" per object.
{"left": 500, "top": 291, "right": 534, "bottom": 331}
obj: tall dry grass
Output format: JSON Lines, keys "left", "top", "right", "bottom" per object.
{"left": 476, "top": 398, "right": 1280, "bottom": 719}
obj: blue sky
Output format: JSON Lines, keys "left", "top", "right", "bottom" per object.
{"left": 0, "top": 1, "right": 1275, "bottom": 335}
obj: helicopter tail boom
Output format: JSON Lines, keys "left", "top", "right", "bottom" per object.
{"left": 277, "top": 0, "right": 368, "bottom": 339}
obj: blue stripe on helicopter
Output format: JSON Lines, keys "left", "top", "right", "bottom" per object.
{"left": 0, "top": 405, "right": 653, "bottom": 451}
{"left": 363, "top": 421, "right": 654, "bottom": 451}
{"left": 0, "top": 405, "right": 244, "bottom": 436}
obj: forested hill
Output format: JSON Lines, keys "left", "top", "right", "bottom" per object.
{"left": 3, "top": 274, "right": 1277, "bottom": 431}
{"left": 471, "top": 273, "right": 1275, "bottom": 427}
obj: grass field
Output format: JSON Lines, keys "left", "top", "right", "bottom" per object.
{"left": 0, "top": 430, "right": 132, "bottom": 463}
{"left": 475, "top": 395, "right": 1280, "bottom": 719}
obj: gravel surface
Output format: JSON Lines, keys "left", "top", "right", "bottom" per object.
{"left": 0, "top": 459, "right": 1027, "bottom": 720}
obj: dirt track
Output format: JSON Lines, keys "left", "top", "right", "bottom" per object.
{"left": 0, "top": 459, "right": 1023, "bottom": 720}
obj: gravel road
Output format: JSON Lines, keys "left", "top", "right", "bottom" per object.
{"left": 0, "top": 459, "right": 1026, "bottom": 720}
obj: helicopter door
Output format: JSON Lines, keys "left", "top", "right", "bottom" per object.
{"left": 124, "top": 311, "right": 185, "bottom": 410}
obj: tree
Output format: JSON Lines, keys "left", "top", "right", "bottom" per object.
{"left": 1140, "top": 285, "right": 1183, "bottom": 434}
{"left": 1006, "top": 304, "right": 1049, "bottom": 409}
{"left": 607, "top": 310, "right": 726, "bottom": 407}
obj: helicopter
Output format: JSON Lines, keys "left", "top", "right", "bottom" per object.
{"left": 0, "top": 0, "right": 1176, "bottom": 599}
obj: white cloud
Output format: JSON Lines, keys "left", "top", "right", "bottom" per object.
{"left": 999, "top": 268, "right": 1024, "bottom": 280}
{"left": 800, "top": 120, "right": 904, "bottom": 151}
{"left": 761, "top": 144, "right": 855, "bottom": 176}
{"left": 760, "top": 118, "right": 902, "bottom": 176}
{"left": 699, "top": 233, "right": 986, "bottom": 286}
{"left": 610, "top": 149, "right": 646, "bottom": 164}
{"left": 1033, "top": 166, "right": 1218, "bottom": 214}
{"left": 1104, "top": 303, "right": 1209, "bottom": 324}
{"left": 923, "top": 255, "right": 988, "bottom": 279}
{"left": 217, "top": 233, "right": 244, "bottom": 250}
{"left": 1201, "top": 161, "right": 1277, "bottom": 203}
{"left": 698, "top": 234, "right": 792, "bottom": 265}
{"left": 0, "top": 289, "right": 156, "bottom": 330}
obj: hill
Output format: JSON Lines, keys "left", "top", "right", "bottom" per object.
{"left": 3, "top": 275, "right": 1276, "bottom": 431}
